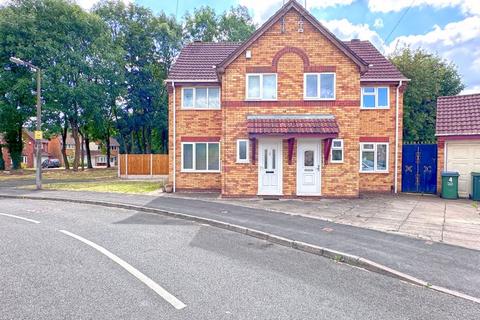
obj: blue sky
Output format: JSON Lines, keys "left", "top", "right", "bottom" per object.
{"left": 77, "top": 0, "right": 480, "bottom": 93}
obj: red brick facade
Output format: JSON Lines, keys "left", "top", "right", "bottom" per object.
{"left": 168, "top": 5, "right": 404, "bottom": 197}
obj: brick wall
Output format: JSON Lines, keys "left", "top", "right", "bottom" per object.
{"left": 168, "top": 7, "right": 403, "bottom": 197}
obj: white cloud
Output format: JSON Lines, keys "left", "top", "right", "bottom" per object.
{"left": 373, "top": 18, "right": 383, "bottom": 28}
{"left": 386, "top": 16, "right": 480, "bottom": 91}
{"left": 368, "top": 0, "right": 480, "bottom": 15}
{"left": 239, "top": 0, "right": 354, "bottom": 24}
{"left": 321, "top": 18, "right": 386, "bottom": 51}
{"left": 460, "top": 85, "right": 480, "bottom": 95}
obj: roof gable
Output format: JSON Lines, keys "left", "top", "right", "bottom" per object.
{"left": 436, "top": 94, "right": 480, "bottom": 136}
{"left": 217, "top": 0, "right": 368, "bottom": 73}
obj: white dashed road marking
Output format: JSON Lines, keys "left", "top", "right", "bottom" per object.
{"left": 0, "top": 212, "right": 40, "bottom": 224}
{"left": 59, "top": 230, "right": 187, "bottom": 310}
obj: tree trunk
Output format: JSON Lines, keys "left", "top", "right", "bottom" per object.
{"left": 61, "top": 121, "right": 70, "bottom": 170}
{"left": 85, "top": 134, "right": 93, "bottom": 169}
{"left": 6, "top": 126, "right": 23, "bottom": 170}
{"left": 70, "top": 119, "right": 80, "bottom": 171}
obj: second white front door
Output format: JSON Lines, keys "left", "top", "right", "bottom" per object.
{"left": 297, "top": 140, "right": 321, "bottom": 196}
{"left": 258, "top": 140, "right": 282, "bottom": 195}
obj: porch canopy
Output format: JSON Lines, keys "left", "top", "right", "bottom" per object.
{"left": 246, "top": 114, "right": 339, "bottom": 164}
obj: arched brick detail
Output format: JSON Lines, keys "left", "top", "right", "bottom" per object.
{"left": 272, "top": 47, "right": 310, "bottom": 70}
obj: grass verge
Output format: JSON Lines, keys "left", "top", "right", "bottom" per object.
{"left": 42, "top": 180, "right": 163, "bottom": 194}
{"left": 0, "top": 168, "right": 117, "bottom": 181}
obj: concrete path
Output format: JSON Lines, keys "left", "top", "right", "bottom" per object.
{"left": 205, "top": 194, "right": 480, "bottom": 251}
{"left": 1, "top": 188, "right": 479, "bottom": 301}
{"left": 3, "top": 199, "right": 478, "bottom": 319}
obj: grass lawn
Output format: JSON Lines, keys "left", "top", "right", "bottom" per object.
{"left": 0, "top": 168, "right": 118, "bottom": 181}
{"left": 42, "top": 180, "right": 163, "bottom": 194}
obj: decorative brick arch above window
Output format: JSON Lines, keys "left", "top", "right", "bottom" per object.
{"left": 272, "top": 46, "right": 310, "bottom": 70}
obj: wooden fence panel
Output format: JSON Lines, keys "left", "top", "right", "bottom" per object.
{"left": 118, "top": 154, "right": 168, "bottom": 177}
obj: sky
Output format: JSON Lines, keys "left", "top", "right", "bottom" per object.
{"left": 3, "top": 0, "right": 479, "bottom": 93}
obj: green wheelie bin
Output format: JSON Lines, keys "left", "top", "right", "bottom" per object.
{"left": 441, "top": 171, "right": 459, "bottom": 199}
{"left": 471, "top": 172, "right": 480, "bottom": 201}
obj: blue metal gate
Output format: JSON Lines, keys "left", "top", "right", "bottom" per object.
{"left": 402, "top": 144, "right": 437, "bottom": 194}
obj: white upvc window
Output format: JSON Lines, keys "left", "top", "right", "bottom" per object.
{"left": 361, "top": 87, "right": 389, "bottom": 109}
{"left": 304, "top": 73, "right": 336, "bottom": 100}
{"left": 330, "top": 139, "right": 344, "bottom": 163}
{"left": 181, "top": 142, "right": 220, "bottom": 172}
{"left": 236, "top": 139, "right": 249, "bottom": 163}
{"left": 360, "top": 143, "right": 389, "bottom": 173}
{"left": 21, "top": 155, "right": 28, "bottom": 163}
{"left": 246, "top": 74, "right": 277, "bottom": 100}
{"left": 182, "top": 87, "right": 220, "bottom": 109}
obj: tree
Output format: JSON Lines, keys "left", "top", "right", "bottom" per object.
{"left": 218, "top": 6, "right": 256, "bottom": 42}
{"left": 390, "top": 47, "right": 464, "bottom": 142}
{"left": 184, "top": 5, "right": 256, "bottom": 42}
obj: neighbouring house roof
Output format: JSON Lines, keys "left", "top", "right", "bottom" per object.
{"left": 109, "top": 137, "right": 120, "bottom": 147}
{"left": 247, "top": 114, "right": 339, "bottom": 135}
{"left": 436, "top": 94, "right": 480, "bottom": 136}
{"left": 64, "top": 135, "right": 120, "bottom": 147}
{"left": 343, "top": 40, "right": 408, "bottom": 81}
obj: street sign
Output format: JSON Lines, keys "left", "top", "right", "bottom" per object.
{"left": 34, "top": 130, "right": 43, "bottom": 140}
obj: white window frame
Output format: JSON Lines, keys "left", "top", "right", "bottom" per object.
{"left": 360, "top": 87, "right": 390, "bottom": 109}
{"left": 359, "top": 142, "right": 389, "bottom": 173}
{"left": 181, "top": 142, "right": 221, "bottom": 173}
{"left": 236, "top": 139, "right": 250, "bottom": 163}
{"left": 21, "top": 155, "right": 28, "bottom": 163}
{"left": 330, "top": 139, "right": 344, "bottom": 163}
{"left": 245, "top": 73, "right": 277, "bottom": 101}
{"left": 303, "top": 72, "right": 336, "bottom": 100}
{"left": 181, "top": 87, "right": 221, "bottom": 110}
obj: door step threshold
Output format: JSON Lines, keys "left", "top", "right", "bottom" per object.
{"left": 262, "top": 196, "right": 280, "bottom": 200}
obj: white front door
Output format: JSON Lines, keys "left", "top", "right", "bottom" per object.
{"left": 258, "top": 140, "right": 282, "bottom": 195}
{"left": 297, "top": 140, "right": 321, "bottom": 196}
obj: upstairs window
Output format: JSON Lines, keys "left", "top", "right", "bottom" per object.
{"left": 361, "top": 87, "right": 389, "bottom": 109}
{"left": 246, "top": 74, "right": 277, "bottom": 100}
{"left": 182, "top": 87, "right": 220, "bottom": 109}
{"left": 304, "top": 73, "right": 336, "bottom": 100}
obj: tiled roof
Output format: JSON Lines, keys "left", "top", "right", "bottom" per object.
{"left": 343, "top": 40, "right": 407, "bottom": 81}
{"left": 167, "top": 40, "right": 405, "bottom": 82}
{"left": 167, "top": 42, "right": 241, "bottom": 81}
{"left": 247, "top": 114, "right": 339, "bottom": 135}
{"left": 436, "top": 94, "right": 480, "bottom": 136}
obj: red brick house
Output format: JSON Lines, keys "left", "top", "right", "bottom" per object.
{"left": 436, "top": 94, "right": 480, "bottom": 197}
{"left": 166, "top": 0, "right": 408, "bottom": 197}
{"left": 1, "top": 130, "right": 52, "bottom": 169}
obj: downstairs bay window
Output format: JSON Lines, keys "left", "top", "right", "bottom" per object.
{"left": 360, "top": 143, "right": 388, "bottom": 173}
{"left": 182, "top": 142, "right": 220, "bottom": 172}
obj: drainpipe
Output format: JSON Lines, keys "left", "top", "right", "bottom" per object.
{"left": 173, "top": 81, "right": 176, "bottom": 192}
{"left": 394, "top": 80, "right": 403, "bottom": 193}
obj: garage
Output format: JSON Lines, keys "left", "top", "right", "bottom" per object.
{"left": 436, "top": 94, "right": 480, "bottom": 198}
{"left": 445, "top": 141, "right": 480, "bottom": 197}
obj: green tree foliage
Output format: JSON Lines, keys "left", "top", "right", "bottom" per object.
{"left": 184, "top": 5, "right": 256, "bottom": 42}
{"left": 390, "top": 47, "right": 464, "bottom": 142}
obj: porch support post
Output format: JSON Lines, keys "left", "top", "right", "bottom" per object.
{"left": 250, "top": 138, "right": 256, "bottom": 164}
{"left": 287, "top": 138, "right": 295, "bottom": 165}
{"left": 323, "top": 138, "right": 332, "bottom": 164}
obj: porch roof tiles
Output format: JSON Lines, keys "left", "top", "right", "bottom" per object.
{"left": 246, "top": 114, "right": 339, "bottom": 136}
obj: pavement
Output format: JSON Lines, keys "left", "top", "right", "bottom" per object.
{"left": 0, "top": 187, "right": 479, "bottom": 302}
{"left": 209, "top": 193, "right": 480, "bottom": 251}
{"left": 1, "top": 199, "right": 479, "bottom": 319}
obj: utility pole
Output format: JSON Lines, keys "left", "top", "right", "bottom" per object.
{"left": 10, "top": 57, "right": 42, "bottom": 190}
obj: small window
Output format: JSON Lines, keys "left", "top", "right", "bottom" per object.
{"left": 331, "top": 139, "right": 344, "bottom": 163}
{"left": 361, "top": 87, "right": 389, "bottom": 109}
{"left": 182, "top": 87, "right": 221, "bottom": 109}
{"left": 182, "top": 142, "right": 220, "bottom": 172}
{"left": 304, "top": 150, "right": 314, "bottom": 166}
{"left": 304, "top": 73, "right": 336, "bottom": 100}
{"left": 236, "top": 139, "right": 249, "bottom": 163}
{"left": 360, "top": 143, "right": 389, "bottom": 172}
{"left": 246, "top": 74, "right": 277, "bottom": 100}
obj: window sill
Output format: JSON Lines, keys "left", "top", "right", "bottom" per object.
{"left": 244, "top": 99, "right": 278, "bottom": 102}
{"left": 236, "top": 161, "right": 250, "bottom": 164}
{"left": 181, "top": 107, "right": 221, "bottom": 110}
{"left": 304, "top": 97, "right": 336, "bottom": 101}
{"left": 360, "top": 107, "right": 390, "bottom": 110}
{"left": 359, "top": 170, "right": 389, "bottom": 174}
{"left": 181, "top": 170, "right": 221, "bottom": 173}
{"left": 330, "top": 161, "right": 344, "bottom": 164}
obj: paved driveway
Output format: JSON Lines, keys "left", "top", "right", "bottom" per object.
{"left": 209, "top": 194, "right": 480, "bottom": 250}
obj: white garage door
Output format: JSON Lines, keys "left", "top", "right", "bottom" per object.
{"left": 446, "top": 141, "right": 480, "bottom": 197}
